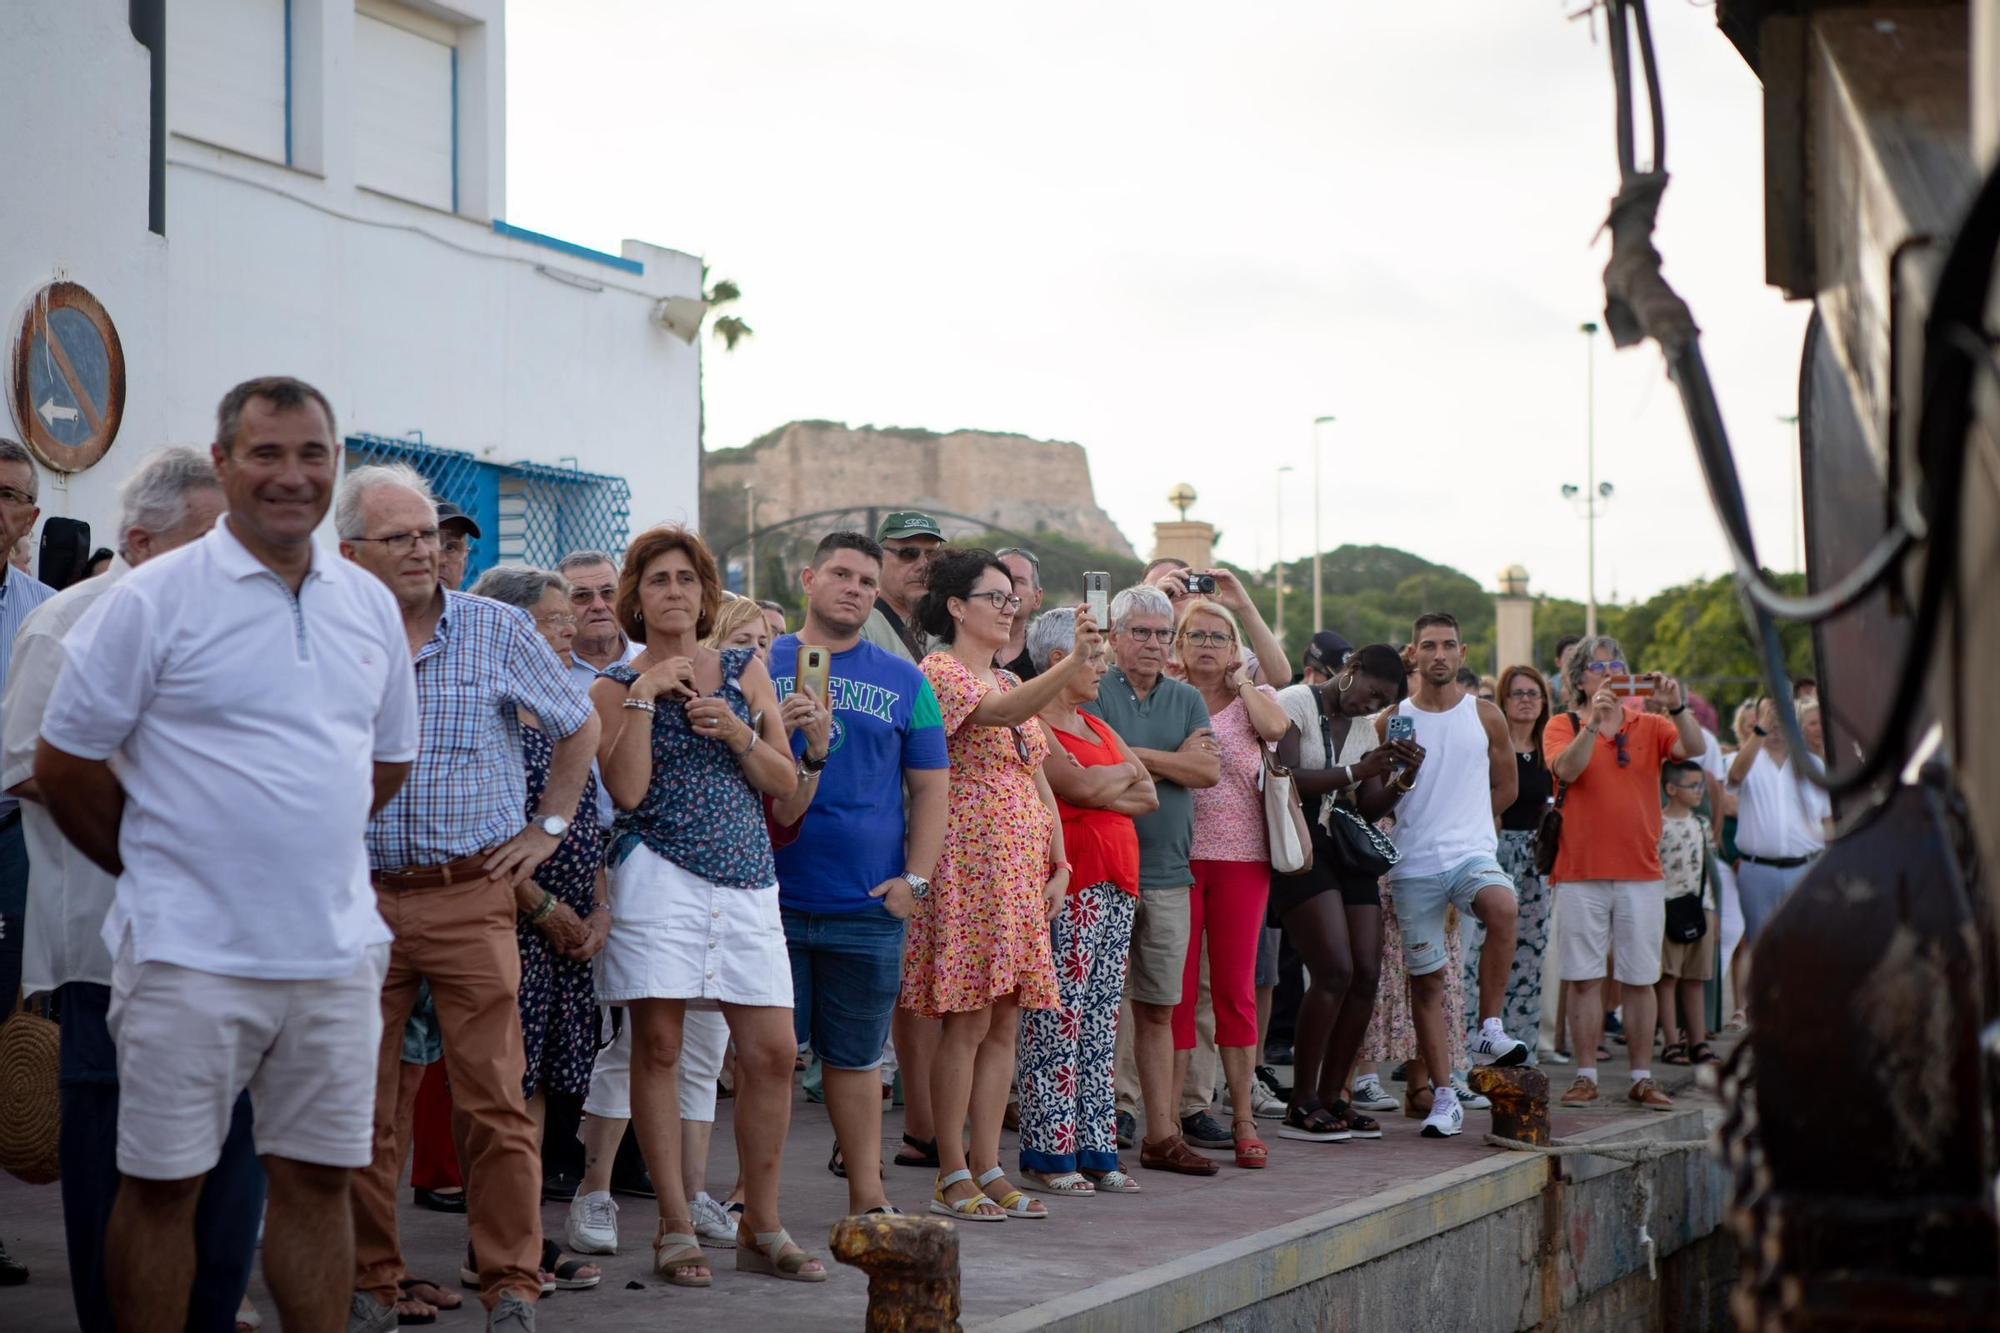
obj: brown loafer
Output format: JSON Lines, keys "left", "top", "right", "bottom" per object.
{"left": 1137, "top": 1134, "right": 1219, "bottom": 1176}
{"left": 1627, "top": 1077, "right": 1674, "bottom": 1111}
{"left": 1559, "top": 1076, "right": 1599, "bottom": 1105}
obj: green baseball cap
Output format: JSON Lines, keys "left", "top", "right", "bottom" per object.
{"left": 877, "top": 510, "right": 945, "bottom": 541}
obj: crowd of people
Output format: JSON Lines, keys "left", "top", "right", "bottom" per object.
{"left": 0, "top": 376, "right": 1832, "bottom": 1332}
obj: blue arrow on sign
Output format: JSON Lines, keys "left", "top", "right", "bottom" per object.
{"left": 27, "top": 306, "right": 111, "bottom": 449}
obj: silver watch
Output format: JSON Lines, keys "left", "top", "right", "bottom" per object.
{"left": 535, "top": 813, "right": 570, "bottom": 838}
{"left": 902, "top": 872, "right": 931, "bottom": 901}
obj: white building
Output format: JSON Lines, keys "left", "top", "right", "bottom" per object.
{"left": 2, "top": 0, "right": 704, "bottom": 581}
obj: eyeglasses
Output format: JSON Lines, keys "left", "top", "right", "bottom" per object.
{"left": 349, "top": 528, "right": 441, "bottom": 554}
{"left": 1180, "top": 630, "right": 1233, "bottom": 647}
{"left": 1119, "top": 626, "right": 1171, "bottom": 643}
{"left": 1505, "top": 688, "right": 1544, "bottom": 701}
{"left": 1584, "top": 659, "right": 1629, "bottom": 675}
{"left": 967, "top": 590, "right": 1024, "bottom": 612}
{"left": 0, "top": 486, "right": 35, "bottom": 509}
{"left": 886, "top": 545, "right": 948, "bottom": 563}
{"left": 569, "top": 587, "right": 615, "bottom": 605}
{"left": 536, "top": 612, "right": 578, "bottom": 628}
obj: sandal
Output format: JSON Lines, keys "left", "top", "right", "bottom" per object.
{"left": 1230, "top": 1118, "right": 1269, "bottom": 1169}
{"left": 929, "top": 1168, "right": 1007, "bottom": 1221}
{"left": 1324, "top": 1099, "right": 1382, "bottom": 1140}
{"left": 1689, "top": 1042, "right": 1719, "bottom": 1064}
{"left": 1082, "top": 1168, "right": 1142, "bottom": 1194}
{"left": 651, "top": 1220, "right": 713, "bottom": 1287}
{"left": 734, "top": 1225, "right": 827, "bottom": 1283}
{"left": 540, "top": 1239, "right": 600, "bottom": 1290}
{"left": 460, "top": 1247, "right": 555, "bottom": 1296}
{"left": 396, "top": 1278, "right": 462, "bottom": 1311}
{"left": 1276, "top": 1101, "right": 1351, "bottom": 1143}
{"left": 236, "top": 1296, "right": 264, "bottom": 1332}
{"left": 829, "top": 1144, "right": 847, "bottom": 1178}
{"left": 1723, "top": 1010, "right": 1748, "bottom": 1034}
{"left": 894, "top": 1132, "right": 940, "bottom": 1169}
{"left": 976, "top": 1165, "right": 1047, "bottom": 1218}
{"left": 1019, "top": 1169, "right": 1095, "bottom": 1196}
{"left": 1660, "top": 1041, "right": 1691, "bottom": 1067}
{"left": 1137, "top": 1134, "right": 1219, "bottom": 1176}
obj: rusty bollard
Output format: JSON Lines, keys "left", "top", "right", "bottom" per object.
{"left": 1468, "top": 1064, "right": 1551, "bottom": 1145}
{"left": 829, "top": 1212, "right": 962, "bottom": 1332}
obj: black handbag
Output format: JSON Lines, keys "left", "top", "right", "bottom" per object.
{"left": 1530, "top": 713, "right": 1577, "bottom": 877}
{"left": 1322, "top": 801, "right": 1400, "bottom": 879}
{"left": 1664, "top": 857, "right": 1711, "bottom": 944}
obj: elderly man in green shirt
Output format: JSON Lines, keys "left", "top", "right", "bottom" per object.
{"left": 1083, "top": 583, "right": 1221, "bottom": 1175}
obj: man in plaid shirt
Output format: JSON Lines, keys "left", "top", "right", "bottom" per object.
{"left": 338, "top": 465, "right": 600, "bottom": 1333}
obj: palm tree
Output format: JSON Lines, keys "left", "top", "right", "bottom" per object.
{"left": 704, "top": 273, "right": 753, "bottom": 350}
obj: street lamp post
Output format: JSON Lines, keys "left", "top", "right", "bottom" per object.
{"left": 744, "top": 481, "right": 758, "bottom": 602}
{"left": 1778, "top": 413, "right": 1802, "bottom": 573}
{"left": 1275, "top": 464, "right": 1294, "bottom": 642}
{"left": 1312, "top": 415, "right": 1334, "bottom": 631}
{"left": 1580, "top": 323, "right": 1598, "bottom": 636}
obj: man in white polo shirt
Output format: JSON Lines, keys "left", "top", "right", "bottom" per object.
{"left": 35, "top": 376, "right": 418, "bottom": 1333}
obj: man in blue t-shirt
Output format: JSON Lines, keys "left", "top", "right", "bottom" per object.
{"left": 768, "top": 531, "right": 948, "bottom": 1218}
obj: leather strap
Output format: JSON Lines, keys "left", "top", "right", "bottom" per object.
{"left": 375, "top": 850, "right": 496, "bottom": 891}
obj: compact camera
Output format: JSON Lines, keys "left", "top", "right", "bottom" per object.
{"left": 1188, "top": 573, "right": 1218, "bottom": 595}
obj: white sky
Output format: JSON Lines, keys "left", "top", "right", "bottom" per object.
{"left": 505, "top": 1, "right": 1813, "bottom": 604}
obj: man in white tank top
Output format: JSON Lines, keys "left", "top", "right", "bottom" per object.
{"left": 1375, "top": 613, "right": 1527, "bottom": 1139}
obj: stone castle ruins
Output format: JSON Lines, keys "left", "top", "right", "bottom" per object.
{"left": 701, "top": 421, "right": 1138, "bottom": 558}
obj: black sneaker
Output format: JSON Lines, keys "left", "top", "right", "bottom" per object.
{"left": 1115, "top": 1110, "right": 1136, "bottom": 1149}
{"left": 1262, "top": 1041, "right": 1294, "bottom": 1066}
{"left": 610, "top": 1167, "right": 655, "bottom": 1200}
{"left": 1255, "top": 1065, "right": 1293, "bottom": 1100}
{"left": 1391, "top": 1061, "right": 1408, "bottom": 1083}
{"left": 541, "top": 1166, "right": 583, "bottom": 1203}
{"left": 1179, "top": 1111, "right": 1233, "bottom": 1149}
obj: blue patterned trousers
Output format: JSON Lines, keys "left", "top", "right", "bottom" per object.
{"left": 1017, "top": 883, "right": 1136, "bottom": 1175}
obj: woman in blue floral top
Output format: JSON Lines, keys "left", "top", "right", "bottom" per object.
{"left": 586, "top": 526, "right": 819, "bottom": 1287}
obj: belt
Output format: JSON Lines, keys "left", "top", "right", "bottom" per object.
{"left": 375, "top": 851, "right": 496, "bottom": 891}
{"left": 1738, "top": 851, "right": 1815, "bottom": 870}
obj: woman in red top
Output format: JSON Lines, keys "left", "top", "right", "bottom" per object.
{"left": 1016, "top": 609, "right": 1158, "bottom": 1196}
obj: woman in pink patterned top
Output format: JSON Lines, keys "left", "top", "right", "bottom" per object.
{"left": 1174, "top": 599, "right": 1291, "bottom": 1169}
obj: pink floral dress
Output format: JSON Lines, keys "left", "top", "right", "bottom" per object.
{"left": 901, "top": 654, "right": 1061, "bottom": 1018}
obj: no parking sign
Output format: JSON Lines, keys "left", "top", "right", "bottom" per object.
{"left": 8, "top": 281, "right": 126, "bottom": 473}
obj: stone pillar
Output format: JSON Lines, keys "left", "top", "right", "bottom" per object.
{"left": 1152, "top": 520, "right": 1216, "bottom": 571}
{"left": 1495, "top": 564, "right": 1534, "bottom": 672}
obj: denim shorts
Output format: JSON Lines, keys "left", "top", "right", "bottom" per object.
{"left": 1386, "top": 854, "right": 1514, "bottom": 978}
{"left": 782, "top": 903, "right": 907, "bottom": 1071}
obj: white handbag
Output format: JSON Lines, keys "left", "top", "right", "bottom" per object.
{"left": 1261, "top": 737, "right": 1313, "bottom": 876}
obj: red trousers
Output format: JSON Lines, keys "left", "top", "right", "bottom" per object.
{"left": 1172, "top": 860, "right": 1269, "bottom": 1050}
{"left": 407, "top": 1059, "right": 461, "bottom": 1190}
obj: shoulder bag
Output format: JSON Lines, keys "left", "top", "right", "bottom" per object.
{"left": 1315, "top": 705, "right": 1400, "bottom": 878}
{"left": 1664, "top": 844, "right": 1712, "bottom": 945}
{"left": 1262, "top": 724, "right": 1313, "bottom": 876}
{"left": 1529, "top": 712, "right": 1577, "bottom": 877}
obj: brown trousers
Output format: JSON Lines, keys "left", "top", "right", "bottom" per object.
{"left": 352, "top": 876, "right": 540, "bottom": 1309}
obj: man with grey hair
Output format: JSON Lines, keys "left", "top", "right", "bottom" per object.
{"left": 0, "top": 437, "right": 55, "bottom": 1023}
{"left": 994, "top": 547, "right": 1044, "bottom": 678}
{"left": 1084, "top": 583, "right": 1220, "bottom": 1175}
{"left": 338, "top": 466, "right": 599, "bottom": 1331}
{"left": 1542, "top": 634, "right": 1702, "bottom": 1114}
{"left": 3, "top": 446, "right": 237, "bottom": 1330}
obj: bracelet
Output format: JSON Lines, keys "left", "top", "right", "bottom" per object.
{"left": 622, "top": 698, "right": 656, "bottom": 714}
{"left": 1049, "top": 860, "right": 1071, "bottom": 874}
{"left": 735, "top": 731, "right": 759, "bottom": 760}
{"left": 1392, "top": 772, "right": 1417, "bottom": 793}
{"left": 1669, "top": 704, "right": 1687, "bottom": 716}
{"left": 526, "top": 891, "right": 556, "bottom": 924}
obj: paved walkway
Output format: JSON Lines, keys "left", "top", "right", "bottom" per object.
{"left": 0, "top": 1037, "right": 1722, "bottom": 1332}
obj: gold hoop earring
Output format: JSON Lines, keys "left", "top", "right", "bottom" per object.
{"left": 1334, "top": 669, "right": 1356, "bottom": 693}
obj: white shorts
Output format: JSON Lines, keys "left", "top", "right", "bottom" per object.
{"left": 109, "top": 935, "right": 390, "bottom": 1179}
{"left": 597, "top": 844, "right": 792, "bottom": 1009}
{"left": 581, "top": 1001, "right": 731, "bottom": 1124}
{"left": 1555, "top": 879, "right": 1666, "bottom": 986}
{"left": 583, "top": 1005, "right": 631, "bottom": 1120}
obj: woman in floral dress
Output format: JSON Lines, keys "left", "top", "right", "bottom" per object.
{"left": 902, "top": 550, "right": 1099, "bottom": 1222}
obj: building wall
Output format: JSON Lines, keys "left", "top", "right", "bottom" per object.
{"left": 2, "top": 0, "right": 702, "bottom": 569}
{"left": 703, "top": 421, "right": 1137, "bottom": 557}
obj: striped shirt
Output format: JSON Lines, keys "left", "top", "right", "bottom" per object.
{"left": 0, "top": 564, "right": 58, "bottom": 818}
{"left": 366, "top": 589, "right": 594, "bottom": 871}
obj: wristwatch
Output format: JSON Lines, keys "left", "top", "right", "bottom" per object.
{"left": 534, "top": 813, "right": 570, "bottom": 838}
{"left": 902, "top": 872, "right": 932, "bottom": 901}
{"left": 800, "top": 750, "right": 828, "bottom": 774}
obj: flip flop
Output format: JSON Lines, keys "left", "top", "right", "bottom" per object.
{"left": 396, "top": 1278, "right": 462, "bottom": 1311}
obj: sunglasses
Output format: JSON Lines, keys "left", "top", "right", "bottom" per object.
{"left": 1585, "top": 659, "right": 1630, "bottom": 675}
{"left": 886, "top": 545, "right": 948, "bottom": 563}
{"left": 1614, "top": 732, "right": 1630, "bottom": 768}
{"left": 1008, "top": 726, "right": 1032, "bottom": 764}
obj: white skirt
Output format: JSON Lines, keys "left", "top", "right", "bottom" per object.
{"left": 595, "top": 843, "right": 792, "bottom": 1009}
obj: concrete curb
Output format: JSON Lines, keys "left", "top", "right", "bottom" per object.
{"left": 972, "top": 1110, "right": 1709, "bottom": 1333}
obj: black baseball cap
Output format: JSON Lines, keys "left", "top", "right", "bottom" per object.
{"left": 435, "top": 501, "right": 482, "bottom": 539}
{"left": 1303, "top": 630, "right": 1354, "bottom": 673}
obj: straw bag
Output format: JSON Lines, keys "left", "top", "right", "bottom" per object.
{"left": 0, "top": 993, "right": 60, "bottom": 1184}
{"left": 1262, "top": 726, "right": 1313, "bottom": 875}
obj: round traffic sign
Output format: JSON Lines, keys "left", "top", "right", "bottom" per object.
{"left": 9, "top": 281, "right": 126, "bottom": 473}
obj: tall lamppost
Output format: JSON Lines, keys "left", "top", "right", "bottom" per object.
{"left": 1275, "top": 464, "right": 1294, "bottom": 642}
{"left": 1312, "top": 414, "right": 1335, "bottom": 631}
{"left": 744, "top": 481, "right": 759, "bottom": 602}
{"left": 1578, "top": 323, "right": 1600, "bottom": 635}
{"left": 1778, "top": 413, "right": 1802, "bottom": 573}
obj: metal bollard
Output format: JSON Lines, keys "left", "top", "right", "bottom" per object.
{"left": 1469, "top": 1064, "right": 1551, "bottom": 1145}
{"left": 828, "top": 1212, "right": 962, "bottom": 1332}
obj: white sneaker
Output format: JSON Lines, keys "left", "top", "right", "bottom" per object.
{"left": 1420, "top": 1088, "right": 1464, "bottom": 1139}
{"left": 1468, "top": 1020, "right": 1529, "bottom": 1067}
{"left": 1222, "top": 1081, "right": 1287, "bottom": 1117}
{"left": 690, "top": 1191, "right": 736, "bottom": 1248}
{"left": 1351, "top": 1076, "right": 1399, "bottom": 1113}
{"left": 1449, "top": 1071, "right": 1491, "bottom": 1110}
{"left": 564, "top": 1189, "right": 618, "bottom": 1256}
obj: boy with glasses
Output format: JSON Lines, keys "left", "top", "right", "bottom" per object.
{"left": 1542, "top": 635, "right": 1703, "bottom": 1110}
